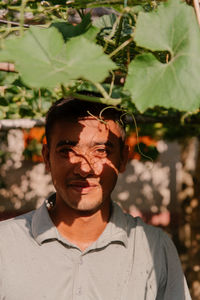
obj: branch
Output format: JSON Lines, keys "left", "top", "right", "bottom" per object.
{"left": 70, "top": 92, "right": 121, "bottom": 106}
{"left": 20, "top": 0, "right": 28, "bottom": 36}
{"left": 0, "top": 19, "right": 30, "bottom": 28}
{"left": 109, "top": 37, "right": 133, "bottom": 58}
{"left": 0, "top": 63, "right": 15, "bottom": 72}
{"left": 93, "top": 82, "right": 110, "bottom": 99}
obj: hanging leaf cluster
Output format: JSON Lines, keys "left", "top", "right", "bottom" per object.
{"left": 0, "top": 0, "right": 200, "bottom": 121}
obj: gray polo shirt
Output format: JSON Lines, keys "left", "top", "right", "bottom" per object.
{"left": 0, "top": 200, "right": 191, "bottom": 300}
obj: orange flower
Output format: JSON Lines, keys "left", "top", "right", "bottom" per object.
{"left": 23, "top": 127, "right": 45, "bottom": 147}
{"left": 126, "top": 132, "right": 157, "bottom": 160}
{"left": 23, "top": 127, "right": 46, "bottom": 162}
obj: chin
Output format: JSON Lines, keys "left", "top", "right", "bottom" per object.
{"left": 58, "top": 188, "right": 109, "bottom": 213}
{"left": 72, "top": 200, "right": 103, "bottom": 212}
{"left": 64, "top": 194, "right": 104, "bottom": 213}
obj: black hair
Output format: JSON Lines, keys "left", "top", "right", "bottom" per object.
{"left": 45, "top": 94, "right": 126, "bottom": 148}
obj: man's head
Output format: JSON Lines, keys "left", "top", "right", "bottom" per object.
{"left": 45, "top": 96, "right": 126, "bottom": 150}
{"left": 43, "top": 95, "right": 129, "bottom": 213}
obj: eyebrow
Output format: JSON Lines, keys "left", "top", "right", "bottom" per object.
{"left": 56, "top": 140, "right": 114, "bottom": 148}
{"left": 56, "top": 140, "right": 77, "bottom": 148}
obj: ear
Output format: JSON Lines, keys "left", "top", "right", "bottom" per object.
{"left": 119, "top": 144, "right": 129, "bottom": 173}
{"left": 42, "top": 144, "right": 51, "bottom": 172}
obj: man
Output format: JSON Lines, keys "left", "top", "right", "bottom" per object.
{"left": 0, "top": 96, "right": 191, "bottom": 299}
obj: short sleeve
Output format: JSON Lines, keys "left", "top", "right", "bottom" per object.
{"left": 157, "top": 231, "right": 191, "bottom": 300}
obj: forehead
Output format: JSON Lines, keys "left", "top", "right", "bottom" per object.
{"left": 50, "top": 117, "right": 123, "bottom": 146}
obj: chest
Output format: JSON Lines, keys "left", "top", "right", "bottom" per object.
{"left": 1, "top": 241, "right": 159, "bottom": 300}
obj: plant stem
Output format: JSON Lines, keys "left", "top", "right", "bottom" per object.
{"left": 0, "top": 27, "right": 22, "bottom": 47}
{"left": 193, "top": 0, "right": 200, "bottom": 26}
{"left": 93, "top": 82, "right": 110, "bottom": 99}
{"left": 0, "top": 26, "right": 20, "bottom": 34}
{"left": 70, "top": 92, "right": 121, "bottom": 106}
{"left": 109, "top": 36, "right": 133, "bottom": 58}
{"left": 115, "top": 14, "right": 123, "bottom": 47}
{"left": 20, "top": 0, "right": 28, "bottom": 36}
{"left": 61, "top": 84, "right": 68, "bottom": 97}
{"left": 0, "top": 20, "right": 30, "bottom": 28}
{"left": 103, "top": 15, "right": 120, "bottom": 52}
{"left": 109, "top": 71, "right": 115, "bottom": 97}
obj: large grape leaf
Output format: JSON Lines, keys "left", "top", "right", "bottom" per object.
{"left": 125, "top": 0, "right": 200, "bottom": 112}
{"left": 0, "top": 26, "right": 116, "bottom": 88}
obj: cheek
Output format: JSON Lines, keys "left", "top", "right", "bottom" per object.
{"left": 49, "top": 156, "right": 71, "bottom": 178}
{"left": 105, "top": 153, "right": 121, "bottom": 175}
{"left": 100, "top": 160, "right": 119, "bottom": 181}
{"left": 91, "top": 158, "right": 107, "bottom": 175}
{"left": 99, "top": 164, "right": 118, "bottom": 195}
{"left": 107, "top": 160, "right": 120, "bottom": 175}
{"left": 92, "top": 155, "right": 121, "bottom": 179}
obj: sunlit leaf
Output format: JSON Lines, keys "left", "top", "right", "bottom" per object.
{"left": 125, "top": 0, "right": 200, "bottom": 112}
{"left": 0, "top": 26, "right": 116, "bottom": 88}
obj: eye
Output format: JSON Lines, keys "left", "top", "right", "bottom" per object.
{"left": 94, "top": 147, "right": 110, "bottom": 158}
{"left": 58, "top": 148, "right": 73, "bottom": 156}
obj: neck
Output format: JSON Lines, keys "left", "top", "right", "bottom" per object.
{"left": 49, "top": 199, "right": 111, "bottom": 251}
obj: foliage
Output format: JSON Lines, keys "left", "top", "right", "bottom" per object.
{"left": 126, "top": 132, "right": 159, "bottom": 161}
{"left": 0, "top": 25, "right": 116, "bottom": 88}
{"left": 23, "top": 127, "right": 45, "bottom": 161}
{"left": 125, "top": 0, "right": 200, "bottom": 112}
{"left": 0, "top": 71, "right": 56, "bottom": 119}
{"left": 0, "top": 0, "right": 200, "bottom": 141}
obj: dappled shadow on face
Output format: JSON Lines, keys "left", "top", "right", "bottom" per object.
{"left": 42, "top": 117, "right": 126, "bottom": 227}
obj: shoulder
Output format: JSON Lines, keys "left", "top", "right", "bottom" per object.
{"left": 113, "top": 202, "right": 173, "bottom": 249}
{"left": 123, "top": 210, "right": 175, "bottom": 257}
{"left": 125, "top": 211, "right": 163, "bottom": 239}
{"left": 0, "top": 210, "right": 35, "bottom": 241}
{"left": 124, "top": 212, "right": 184, "bottom": 286}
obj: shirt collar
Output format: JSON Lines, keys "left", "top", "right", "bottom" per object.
{"left": 32, "top": 195, "right": 128, "bottom": 248}
{"left": 32, "top": 200, "right": 59, "bottom": 245}
{"left": 90, "top": 201, "right": 128, "bottom": 249}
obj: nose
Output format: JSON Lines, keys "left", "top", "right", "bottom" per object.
{"left": 73, "top": 154, "right": 94, "bottom": 177}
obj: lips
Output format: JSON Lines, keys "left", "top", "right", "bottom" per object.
{"left": 68, "top": 180, "right": 98, "bottom": 194}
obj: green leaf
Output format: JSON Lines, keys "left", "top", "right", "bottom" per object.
{"left": 125, "top": 0, "right": 200, "bottom": 112}
{"left": 0, "top": 72, "right": 19, "bottom": 86}
{"left": 93, "top": 13, "right": 133, "bottom": 37}
{"left": 82, "top": 26, "right": 100, "bottom": 42}
{"left": 0, "top": 26, "right": 116, "bottom": 89}
{"left": 51, "top": 13, "right": 99, "bottom": 42}
{"left": 93, "top": 13, "right": 117, "bottom": 30}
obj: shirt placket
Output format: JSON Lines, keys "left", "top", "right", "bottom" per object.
{"left": 72, "top": 252, "right": 85, "bottom": 300}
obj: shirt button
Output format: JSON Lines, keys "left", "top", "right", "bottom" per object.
{"left": 76, "top": 287, "right": 82, "bottom": 295}
{"left": 79, "top": 257, "right": 83, "bottom": 265}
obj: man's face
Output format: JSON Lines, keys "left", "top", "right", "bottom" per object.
{"left": 43, "top": 117, "right": 128, "bottom": 213}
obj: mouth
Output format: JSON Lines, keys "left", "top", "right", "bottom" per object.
{"left": 68, "top": 180, "right": 98, "bottom": 194}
